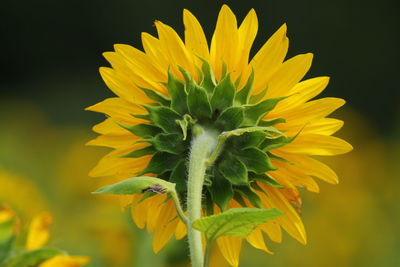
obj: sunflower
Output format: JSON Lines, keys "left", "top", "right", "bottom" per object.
{"left": 87, "top": 4, "right": 352, "bottom": 266}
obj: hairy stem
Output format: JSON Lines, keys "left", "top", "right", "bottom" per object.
{"left": 187, "top": 126, "right": 218, "bottom": 267}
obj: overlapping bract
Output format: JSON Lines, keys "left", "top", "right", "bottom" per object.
{"left": 87, "top": 5, "right": 352, "bottom": 266}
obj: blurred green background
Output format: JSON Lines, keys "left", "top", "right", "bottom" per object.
{"left": 1, "top": 0, "right": 399, "bottom": 266}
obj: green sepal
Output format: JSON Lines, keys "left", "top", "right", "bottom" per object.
{"left": 2, "top": 248, "right": 64, "bottom": 267}
{"left": 209, "top": 171, "right": 233, "bottom": 211}
{"left": 120, "top": 123, "right": 160, "bottom": 138}
{"left": 210, "top": 73, "right": 235, "bottom": 111}
{"left": 258, "top": 118, "right": 286, "bottom": 127}
{"left": 250, "top": 173, "right": 284, "bottom": 189}
{"left": 261, "top": 135, "right": 294, "bottom": 151}
{"left": 167, "top": 70, "right": 188, "bottom": 114}
{"left": 131, "top": 113, "right": 151, "bottom": 121}
{"left": 93, "top": 176, "right": 176, "bottom": 195}
{"left": 235, "top": 185, "right": 263, "bottom": 208}
{"left": 230, "top": 130, "right": 267, "bottom": 150}
{"left": 241, "top": 97, "right": 286, "bottom": 127}
{"left": 121, "top": 145, "right": 156, "bottom": 158}
{"left": 204, "top": 192, "right": 215, "bottom": 216}
{"left": 218, "top": 152, "right": 248, "bottom": 185}
{"left": 220, "top": 61, "right": 228, "bottom": 79}
{"left": 169, "top": 160, "right": 187, "bottom": 193}
{"left": 215, "top": 106, "right": 244, "bottom": 131}
{"left": 233, "top": 192, "right": 247, "bottom": 207}
{"left": 145, "top": 106, "right": 182, "bottom": 133}
{"left": 176, "top": 114, "right": 197, "bottom": 140}
{"left": 192, "top": 208, "right": 283, "bottom": 241}
{"left": 267, "top": 152, "right": 293, "bottom": 164}
{"left": 186, "top": 82, "right": 212, "bottom": 119}
{"left": 249, "top": 87, "right": 268, "bottom": 104}
{"left": 199, "top": 59, "right": 216, "bottom": 94}
{"left": 144, "top": 133, "right": 185, "bottom": 155}
{"left": 138, "top": 86, "right": 171, "bottom": 106}
{"left": 236, "top": 147, "right": 277, "bottom": 173}
{"left": 235, "top": 69, "right": 254, "bottom": 105}
{"left": 138, "top": 152, "right": 180, "bottom": 175}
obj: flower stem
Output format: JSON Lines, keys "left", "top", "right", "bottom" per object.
{"left": 187, "top": 125, "right": 218, "bottom": 267}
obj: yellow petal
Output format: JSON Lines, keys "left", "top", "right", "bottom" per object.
{"left": 272, "top": 76, "right": 330, "bottom": 113}
{"left": 86, "top": 134, "right": 137, "bottom": 149}
{"left": 271, "top": 163, "right": 320, "bottom": 193}
{"left": 259, "top": 219, "right": 282, "bottom": 243}
{"left": 39, "top": 255, "right": 90, "bottom": 267}
{"left": 251, "top": 24, "right": 288, "bottom": 93}
{"left": 175, "top": 218, "right": 187, "bottom": 240}
{"left": 85, "top": 97, "right": 145, "bottom": 125}
{"left": 26, "top": 212, "right": 52, "bottom": 250}
{"left": 217, "top": 236, "right": 242, "bottom": 267}
{"left": 92, "top": 119, "right": 130, "bottom": 135}
{"left": 155, "top": 20, "right": 196, "bottom": 78}
{"left": 146, "top": 195, "right": 168, "bottom": 232}
{"left": 141, "top": 32, "right": 170, "bottom": 75}
{"left": 88, "top": 146, "right": 150, "bottom": 177}
{"left": 235, "top": 8, "right": 258, "bottom": 83}
{"left": 113, "top": 44, "right": 167, "bottom": 91}
{"left": 99, "top": 67, "right": 150, "bottom": 104}
{"left": 273, "top": 151, "right": 339, "bottom": 184}
{"left": 265, "top": 53, "right": 313, "bottom": 99}
{"left": 246, "top": 228, "right": 273, "bottom": 254}
{"left": 210, "top": 4, "right": 239, "bottom": 80}
{"left": 272, "top": 97, "right": 346, "bottom": 128}
{"left": 183, "top": 9, "right": 209, "bottom": 60}
{"left": 280, "top": 134, "right": 353, "bottom": 156}
{"left": 261, "top": 186, "right": 307, "bottom": 244}
{"left": 152, "top": 200, "right": 179, "bottom": 253}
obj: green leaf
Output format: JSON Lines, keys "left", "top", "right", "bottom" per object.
{"left": 0, "top": 218, "right": 16, "bottom": 263}
{"left": 120, "top": 123, "right": 160, "bottom": 138}
{"left": 241, "top": 97, "right": 286, "bottom": 126}
{"left": 218, "top": 152, "right": 248, "bottom": 185}
{"left": 209, "top": 171, "right": 233, "bottom": 211}
{"left": 235, "top": 69, "right": 254, "bottom": 105}
{"left": 199, "top": 59, "right": 216, "bottom": 94}
{"left": 146, "top": 106, "right": 182, "bottom": 133}
{"left": 235, "top": 186, "right": 263, "bottom": 208}
{"left": 121, "top": 145, "right": 156, "bottom": 158}
{"left": 167, "top": 70, "right": 188, "bottom": 114}
{"left": 93, "top": 176, "right": 176, "bottom": 195}
{"left": 192, "top": 208, "right": 283, "bottom": 241}
{"left": 138, "top": 152, "right": 180, "bottom": 175}
{"left": 210, "top": 74, "right": 235, "bottom": 111}
{"left": 267, "top": 152, "right": 293, "bottom": 164}
{"left": 169, "top": 160, "right": 187, "bottom": 193}
{"left": 139, "top": 86, "right": 171, "bottom": 106}
{"left": 231, "top": 131, "right": 267, "bottom": 150}
{"left": 215, "top": 107, "right": 244, "bottom": 131}
{"left": 250, "top": 173, "right": 284, "bottom": 188}
{"left": 3, "top": 248, "right": 63, "bottom": 267}
{"left": 187, "top": 84, "right": 212, "bottom": 119}
{"left": 175, "top": 114, "right": 197, "bottom": 140}
{"left": 236, "top": 147, "right": 277, "bottom": 173}
{"left": 145, "top": 133, "right": 185, "bottom": 155}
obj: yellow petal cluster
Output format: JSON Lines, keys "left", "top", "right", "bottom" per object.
{"left": 87, "top": 4, "right": 352, "bottom": 266}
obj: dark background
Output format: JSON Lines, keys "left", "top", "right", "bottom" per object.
{"left": 1, "top": 0, "right": 399, "bottom": 134}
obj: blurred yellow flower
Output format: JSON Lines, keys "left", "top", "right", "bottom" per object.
{"left": 39, "top": 254, "right": 90, "bottom": 267}
{"left": 26, "top": 212, "right": 52, "bottom": 250}
{"left": 88, "top": 4, "right": 352, "bottom": 266}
